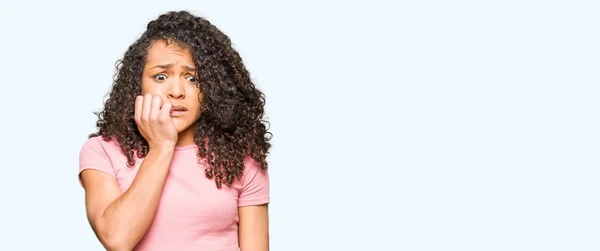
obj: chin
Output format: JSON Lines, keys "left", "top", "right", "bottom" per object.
{"left": 172, "top": 119, "right": 192, "bottom": 133}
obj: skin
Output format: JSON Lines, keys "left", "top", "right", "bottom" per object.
{"left": 140, "top": 39, "right": 203, "bottom": 147}
{"left": 80, "top": 40, "right": 269, "bottom": 251}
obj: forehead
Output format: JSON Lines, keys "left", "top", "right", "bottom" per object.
{"left": 145, "top": 39, "right": 194, "bottom": 64}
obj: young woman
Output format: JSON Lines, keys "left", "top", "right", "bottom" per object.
{"left": 78, "top": 10, "right": 272, "bottom": 251}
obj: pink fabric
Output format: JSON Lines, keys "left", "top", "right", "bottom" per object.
{"left": 78, "top": 136, "right": 269, "bottom": 251}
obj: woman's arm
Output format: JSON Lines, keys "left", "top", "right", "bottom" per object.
{"left": 80, "top": 146, "right": 174, "bottom": 251}
{"left": 238, "top": 204, "right": 269, "bottom": 251}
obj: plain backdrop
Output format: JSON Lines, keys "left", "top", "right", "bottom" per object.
{"left": 0, "top": 0, "right": 598, "bottom": 250}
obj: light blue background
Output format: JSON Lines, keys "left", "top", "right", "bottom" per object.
{"left": 0, "top": 0, "right": 598, "bottom": 250}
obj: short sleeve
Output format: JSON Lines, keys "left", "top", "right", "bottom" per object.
{"left": 78, "top": 137, "right": 117, "bottom": 187}
{"left": 238, "top": 157, "right": 270, "bottom": 207}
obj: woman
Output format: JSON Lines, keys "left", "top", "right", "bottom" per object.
{"left": 78, "top": 10, "right": 272, "bottom": 251}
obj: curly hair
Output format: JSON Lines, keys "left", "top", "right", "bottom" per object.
{"left": 90, "top": 10, "right": 272, "bottom": 188}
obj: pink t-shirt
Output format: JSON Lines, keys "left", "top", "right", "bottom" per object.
{"left": 78, "top": 136, "right": 270, "bottom": 251}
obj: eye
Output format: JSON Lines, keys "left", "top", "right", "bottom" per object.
{"left": 186, "top": 76, "right": 198, "bottom": 83}
{"left": 153, "top": 74, "right": 167, "bottom": 82}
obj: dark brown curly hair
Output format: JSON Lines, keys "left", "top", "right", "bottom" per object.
{"left": 89, "top": 10, "right": 272, "bottom": 188}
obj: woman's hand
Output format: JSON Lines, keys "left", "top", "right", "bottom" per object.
{"left": 134, "top": 94, "right": 178, "bottom": 150}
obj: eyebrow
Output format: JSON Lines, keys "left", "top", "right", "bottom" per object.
{"left": 183, "top": 65, "right": 196, "bottom": 71}
{"left": 150, "top": 64, "right": 196, "bottom": 71}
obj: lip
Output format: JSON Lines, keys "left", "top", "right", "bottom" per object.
{"left": 169, "top": 105, "right": 188, "bottom": 117}
{"left": 170, "top": 105, "right": 188, "bottom": 112}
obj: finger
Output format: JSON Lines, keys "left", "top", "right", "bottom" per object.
{"left": 142, "top": 93, "right": 153, "bottom": 122}
{"left": 150, "top": 95, "right": 163, "bottom": 121}
{"left": 134, "top": 95, "right": 143, "bottom": 124}
{"left": 160, "top": 100, "right": 172, "bottom": 121}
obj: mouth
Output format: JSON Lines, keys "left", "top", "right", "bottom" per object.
{"left": 170, "top": 105, "right": 188, "bottom": 116}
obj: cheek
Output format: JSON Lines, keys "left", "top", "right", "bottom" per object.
{"left": 141, "top": 81, "right": 164, "bottom": 96}
{"left": 190, "top": 88, "right": 203, "bottom": 109}
{"left": 140, "top": 79, "right": 151, "bottom": 94}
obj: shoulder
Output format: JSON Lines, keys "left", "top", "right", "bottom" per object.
{"left": 237, "top": 156, "right": 270, "bottom": 205}
{"left": 79, "top": 135, "right": 127, "bottom": 163}
{"left": 238, "top": 156, "right": 269, "bottom": 188}
{"left": 78, "top": 136, "right": 131, "bottom": 183}
{"left": 241, "top": 156, "right": 267, "bottom": 176}
{"left": 81, "top": 135, "right": 123, "bottom": 153}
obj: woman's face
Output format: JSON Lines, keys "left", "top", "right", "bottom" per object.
{"left": 141, "top": 39, "right": 203, "bottom": 136}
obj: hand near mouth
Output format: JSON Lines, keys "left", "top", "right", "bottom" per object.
{"left": 134, "top": 94, "right": 178, "bottom": 149}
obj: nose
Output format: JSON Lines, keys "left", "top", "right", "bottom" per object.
{"left": 167, "top": 78, "right": 185, "bottom": 99}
